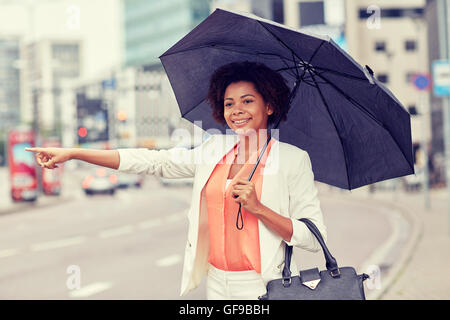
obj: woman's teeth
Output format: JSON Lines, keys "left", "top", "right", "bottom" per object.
{"left": 234, "top": 118, "right": 251, "bottom": 124}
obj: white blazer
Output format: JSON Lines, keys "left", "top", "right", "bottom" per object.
{"left": 117, "top": 133, "right": 327, "bottom": 297}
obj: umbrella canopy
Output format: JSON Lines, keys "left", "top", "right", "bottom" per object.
{"left": 159, "top": 8, "right": 414, "bottom": 190}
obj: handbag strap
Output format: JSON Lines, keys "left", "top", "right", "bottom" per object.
{"left": 282, "top": 218, "right": 340, "bottom": 282}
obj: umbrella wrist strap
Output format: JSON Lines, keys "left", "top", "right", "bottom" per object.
{"left": 235, "top": 132, "right": 272, "bottom": 230}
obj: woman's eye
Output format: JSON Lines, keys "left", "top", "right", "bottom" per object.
{"left": 244, "top": 99, "right": 253, "bottom": 104}
{"left": 225, "top": 103, "right": 232, "bottom": 107}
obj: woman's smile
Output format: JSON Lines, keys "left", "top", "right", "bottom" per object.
{"left": 232, "top": 118, "right": 252, "bottom": 127}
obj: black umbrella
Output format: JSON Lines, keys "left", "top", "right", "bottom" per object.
{"left": 159, "top": 8, "right": 414, "bottom": 192}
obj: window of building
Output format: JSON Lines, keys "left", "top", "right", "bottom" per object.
{"left": 406, "top": 72, "right": 416, "bottom": 84}
{"left": 299, "top": 1, "right": 324, "bottom": 27}
{"left": 377, "top": 73, "right": 389, "bottom": 83}
{"left": 408, "top": 105, "right": 418, "bottom": 115}
{"left": 375, "top": 41, "right": 386, "bottom": 52}
{"left": 405, "top": 40, "right": 417, "bottom": 51}
{"left": 359, "top": 7, "right": 423, "bottom": 19}
{"left": 273, "top": 0, "right": 284, "bottom": 24}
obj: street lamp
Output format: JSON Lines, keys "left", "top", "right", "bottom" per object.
{"left": 406, "top": 12, "right": 431, "bottom": 210}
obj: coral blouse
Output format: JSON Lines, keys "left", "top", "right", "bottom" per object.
{"left": 205, "top": 137, "right": 275, "bottom": 273}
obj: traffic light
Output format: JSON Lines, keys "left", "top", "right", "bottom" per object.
{"left": 78, "top": 127, "right": 87, "bottom": 138}
{"left": 117, "top": 110, "right": 127, "bottom": 122}
{"left": 76, "top": 93, "right": 109, "bottom": 144}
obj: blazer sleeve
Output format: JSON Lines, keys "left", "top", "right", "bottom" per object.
{"left": 283, "top": 150, "right": 327, "bottom": 252}
{"left": 116, "top": 135, "right": 215, "bottom": 179}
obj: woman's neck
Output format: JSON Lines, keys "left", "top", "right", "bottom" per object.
{"left": 236, "top": 130, "right": 271, "bottom": 163}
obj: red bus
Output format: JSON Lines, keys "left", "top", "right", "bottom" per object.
{"left": 8, "top": 129, "right": 38, "bottom": 202}
{"left": 41, "top": 139, "right": 63, "bottom": 195}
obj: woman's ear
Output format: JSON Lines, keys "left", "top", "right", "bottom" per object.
{"left": 266, "top": 104, "right": 274, "bottom": 115}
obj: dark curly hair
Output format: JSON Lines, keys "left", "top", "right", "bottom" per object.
{"left": 206, "top": 61, "right": 291, "bottom": 128}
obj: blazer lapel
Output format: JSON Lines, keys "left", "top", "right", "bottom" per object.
{"left": 196, "top": 134, "right": 240, "bottom": 192}
{"left": 187, "top": 134, "right": 240, "bottom": 234}
{"left": 258, "top": 139, "right": 284, "bottom": 276}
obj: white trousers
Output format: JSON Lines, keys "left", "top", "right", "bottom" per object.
{"left": 206, "top": 263, "right": 267, "bottom": 300}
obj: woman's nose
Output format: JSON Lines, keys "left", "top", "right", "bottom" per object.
{"left": 232, "top": 106, "right": 244, "bottom": 115}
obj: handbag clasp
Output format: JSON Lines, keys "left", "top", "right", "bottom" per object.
{"left": 282, "top": 277, "right": 292, "bottom": 287}
{"left": 330, "top": 268, "right": 341, "bottom": 278}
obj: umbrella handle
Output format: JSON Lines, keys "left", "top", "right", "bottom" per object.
{"left": 234, "top": 132, "right": 272, "bottom": 230}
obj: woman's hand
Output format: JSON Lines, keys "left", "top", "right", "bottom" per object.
{"left": 231, "top": 178, "right": 262, "bottom": 214}
{"left": 25, "top": 147, "right": 73, "bottom": 169}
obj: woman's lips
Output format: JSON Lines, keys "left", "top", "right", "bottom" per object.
{"left": 232, "top": 118, "right": 251, "bottom": 127}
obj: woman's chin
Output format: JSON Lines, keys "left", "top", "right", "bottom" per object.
{"left": 234, "top": 127, "right": 256, "bottom": 136}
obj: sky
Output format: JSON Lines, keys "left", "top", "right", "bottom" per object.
{"left": 0, "top": 0, "right": 122, "bottom": 79}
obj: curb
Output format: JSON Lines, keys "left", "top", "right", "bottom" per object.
{"left": 322, "top": 190, "right": 423, "bottom": 300}
{"left": 361, "top": 195, "right": 423, "bottom": 300}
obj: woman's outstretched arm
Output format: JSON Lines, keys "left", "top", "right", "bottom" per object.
{"left": 71, "top": 149, "right": 120, "bottom": 169}
{"left": 25, "top": 147, "right": 120, "bottom": 170}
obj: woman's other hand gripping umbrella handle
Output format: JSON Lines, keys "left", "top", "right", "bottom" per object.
{"left": 25, "top": 147, "right": 121, "bottom": 170}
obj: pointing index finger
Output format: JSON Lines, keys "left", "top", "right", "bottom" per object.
{"left": 25, "top": 147, "right": 39, "bottom": 152}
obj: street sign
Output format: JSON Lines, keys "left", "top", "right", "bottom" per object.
{"left": 432, "top": 60, "right": 450, "bottom": 96}
{"left": 412, "top": 73, "right": 432, "bottom": 91}
{"left": 101, "top": 78, "right": 116, "bottom": 90}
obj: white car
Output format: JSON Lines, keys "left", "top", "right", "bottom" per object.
{"left": 158, "top": 176, "right": 194, "bottom": 187}
{"left": 82, "top": 168, "right": 117, "bottom": 195}
{"left": 117, "top": 173, "right": 144, "bottom": 188}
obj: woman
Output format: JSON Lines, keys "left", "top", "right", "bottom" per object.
{"left": 26, "top": 61, "right": 327, "bottom": 300}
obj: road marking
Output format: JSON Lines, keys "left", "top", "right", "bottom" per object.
{"left": 0, "top": 248, "right": 20, "bottom": 258}
{"left": 31, "top": 236, "right": 86, "bottom": 252}
{"left": 137, "top": 218, "right": 163, "bottom": 229}
{"left": 69, "top": 282, "right": 113, "bottom": 298}
{"left": 98, "top": 225, "right": 134, "bottom": 239}
{"left": 156, "top": 254, "right": 181, "bottom": 267}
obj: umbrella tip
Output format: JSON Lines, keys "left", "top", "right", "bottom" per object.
{"left": 365, "top": 65, "right": 374, "bottom": 76}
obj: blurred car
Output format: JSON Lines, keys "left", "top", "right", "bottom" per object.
{"left": 11, "top": 173, "right": 38, "bottom": 202}
{"left": 158, "top": 176, "right": 194, "bottom": 187}
{"left": 116, "top": 173, "right": 144, "bottom": 189}
{"left": 42, "top": 167, "right": 62, "bottom": 196}
{"left": 82, "top": 168, "right": 117, "bottom": 195}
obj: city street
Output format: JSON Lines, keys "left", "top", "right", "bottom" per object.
{"left": 0, "top": 167, "right": 399, "bottom": 299}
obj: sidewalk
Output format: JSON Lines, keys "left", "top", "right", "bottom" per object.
{"left": 320, "top": 183, "right": 450, "bottom": 300}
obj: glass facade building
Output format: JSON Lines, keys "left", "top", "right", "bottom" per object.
{"left": 122, "top": 0, "right": 211, "bottom": 68}
{"left": 0, "top": 38, "right": 21, "bottom": 129}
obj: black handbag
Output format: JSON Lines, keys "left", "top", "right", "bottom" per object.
{"left": 258, "top": 218, "right": 370, "bottom": 300}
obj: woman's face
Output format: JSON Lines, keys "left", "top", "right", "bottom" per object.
{"left": 223, "top": 81, "right": 273, "bottom": 136}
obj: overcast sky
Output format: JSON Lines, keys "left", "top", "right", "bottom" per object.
{"left": 0, "top": 0, "right": 121, "bottom": 79}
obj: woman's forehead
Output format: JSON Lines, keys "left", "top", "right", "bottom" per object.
{"left": 225, "top": 81, "right": 260, "bottom": 97}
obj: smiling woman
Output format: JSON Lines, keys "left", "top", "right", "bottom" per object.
{"left": 24, "top": 60, "right": 327, "bottom": 301}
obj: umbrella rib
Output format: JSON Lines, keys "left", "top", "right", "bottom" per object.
{"left": 256, "top": 20, "right": 322, "bottom": 72}
{"left": 308, "top": 69, "right": 351, "bottom": 189}
{"left": 313, "top": 72, "right": 383, "bottom": 127}
{"left": 279, "top": 65, "right": 368, "bottom": 82}
{"left": 277, "top": 57, "right": 299, "bottom": 79}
